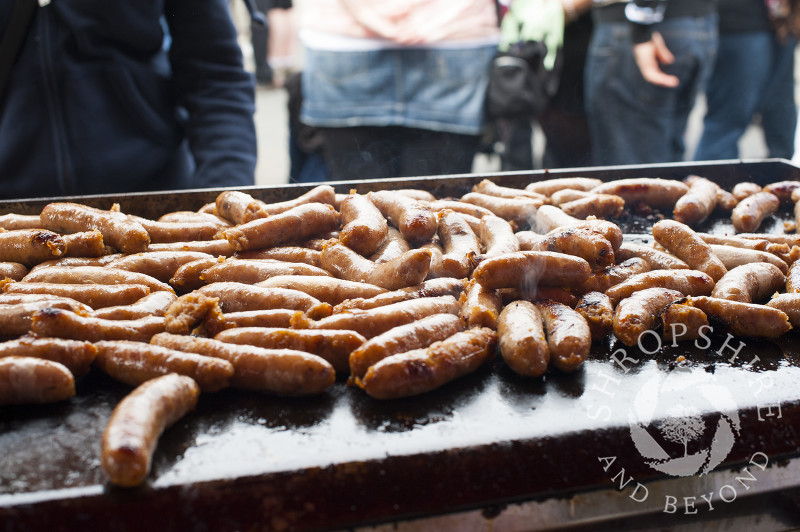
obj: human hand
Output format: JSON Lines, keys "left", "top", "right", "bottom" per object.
{"left": 499, "top": 0, "right": 564, "bottom": 70}
{"left": 632, "top": 31, "right": 679, "bottom": 88}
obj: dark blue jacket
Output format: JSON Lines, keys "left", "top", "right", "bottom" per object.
{"left": 0, "top": 0, "right": 257, "bottom": 200}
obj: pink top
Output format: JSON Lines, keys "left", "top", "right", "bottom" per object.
{"left": 301, "top": 0, "right": 500, "bottom": 44}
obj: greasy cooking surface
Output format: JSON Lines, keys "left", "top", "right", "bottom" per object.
{"left": 2, "top": 160, "right": 800, "bottom": 531}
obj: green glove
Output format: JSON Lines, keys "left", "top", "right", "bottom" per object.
{"left": 499, "top": 0, "right": 565, "bottom": 71}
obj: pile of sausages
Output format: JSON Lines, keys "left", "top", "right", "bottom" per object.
{"left": 2, "top": 174, "right": 800, "bottom": 487}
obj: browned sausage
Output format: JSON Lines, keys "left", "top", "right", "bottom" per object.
{"left": 40, "top": 202, "right": 150, "bottom": 254}
{"left": 200, "top": 259, "right": 331, "bottom": 285}
{"left": 0, "top": 262, "right": 27, "bottom": 281}
{"left": 357, "top": 327, "right": 497, "bottom": 399}
{"left": 196, "top": 282, "right": 332, "bottom": 319}
{"left": 212, "top": 327, "right": 365, "bottom": 375}
{"left": 732, "top": 191, "right": 779, "bottom": 233}
{"left": 367, "top": 190, "right": 437, "bottom": 244}
{"left": 459, "top": 278, "right": 502, "bottom": 329}
{"left": 257, "top": 185, "right": 336, "bottom": 217}
{"left": 347, "top": 314, "right": 466, "bottom": 380}
{"left": 428, "top": 199, "right": 495, "bottom": 219}
{"left": 732, "top": 182, "right": 762, "bottom": 201}
{"left": 169, "top": 257, "right": 223, "bottom": 292}
{"left": 62, "top": 230, "right": 107, "bottom": 258}
{"left": 0, "top": 229, "right": 66, "bottom": 266}
{"left": 580, "top": 257, "right": 651, "bottom": 293}
{"left": 0, "top": 300, "right": 92, "bottom": 338}
{"left": 685, "top": 296, "right": 791, "bottom": 338}
{"left": 151, "top": 332, "right": 336, "bottom": 393}
{"left": 368, "top": 227, "right": 411, "bottom": 264}
{"left": 787, "top": 261, "right": 800, "bottom": 293}
{"left": 615, "top": 242, "right": 689, "bottom": 270}
{"left": 673, "top": 176, "right": 719, "bottom": 225}
{"left": 471, "top": 251, "right": 591, "bottom": 290}
{"left": 766, "top": 293, "right": 800, "bottom": 327}
{"left": 525, "top": 177, "right": 603, "bottom": 196}
{"left": 605, "top": 269, "right": 715, "bottom": 304}
{"left": 101, "top": 373, "right": 199, "bottom": 487}
{"left": 531, "top": 226, "right": 615, "bottom": 271}
{"left": 652, "top": 220, "right": 727, "bottom": 281}
{"left": 235, "top": 246, "right": 322, "bottom": 267}
{"left": 661, "top": 301, "right": 709, "bottom": 343}
{"left": 497, "top": 300, "right": 549, "bottom": 377}
{"left": 219, "top": 203, "right": 340, "bottom": 252}
{"left": 92, "top": 291, "right": 178, "bottom": 320}
{"left": 612, "top": 288, "right": 684, "bottom": 346}
{"left": 472, "top": 179, "right": 547, "bottom": 201}
{"left": 536, "top": 299, "right": 591, "bottom": 372}
{"left": 459, "top": 192, "right": 542, "bottom": 228}
{"left": 320, "top": 240, "right": 431, "bottom": 291}
{"left": 216, "top": 309, "right": 295, "bottom": 329}
{"left": 94, "top": 340, "right": 233, "bottom": 392}
{"left": 332, "top": 277, "right": 466, "bottom": 313}
{"left": 478, "top": 215, "right": 519, "bottom": 258}
{"left": 590, "top": 178, "right": 690, "bottom": 210}
{"left": 128, "top": 215, "right": 221, "bottom": 243}
{"left": 559, "top": 194, "right": 625, "bottom": 219}
{"left": 146, "top": 239, "right": 236, "bottom": 256}
{"left": 1, "top": 281, "right": 151, "bottom": 309}
{"left": 157, "top": 211, "right": 231, "bottom": 227}
{"left": 436, "top": 210, "right": 481, "bottom": 278}
{"left": 0, "top": 356, "right": 75, "bottom": 406}
{"left": 215, "top": 190, "right": 269, "bottom": 224}
{"left": 109, "top": 251, "right": 215, "bottom": 283}
{"left": 533, "top": 205, "right": 582, "bottom": 233}
{"left": 711, "top": 263, "right": 785, "bottom": 303}
{"left": 575, "top": 291, "right": 614, "bottom": 341}
{"left": 339, "top": 193, "right": 389, "bottom": 257}
{"left": 256, "top": 275, "right": 387, "bottom": 305}
{"left": 763, "top": 180, "right": 800, "bottom": 204}
{"left": 0, "top": 214, "right": 42, "bottom": 231}
{"left": 22, "top": 265, "right": 174, "bottom": 294}
{"left": 30, "top": 308, "right": 166, "bottom": 342}
{"left": 0, "top": 336, "right": 97, "bottom": 376}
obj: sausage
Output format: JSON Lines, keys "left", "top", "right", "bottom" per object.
{"left": 500, "top": 285, "right": 579, "bottom": 307}
{"left": 219, "top": 203, "right": 340, "bottom": 252}
{"left": 332, "top": 277, "right": 466, "bottom": 313}
{"left": 256, "top": 275, "right": 387, "bottom": 305}
{"left": 715, "top": 188, "right": 738, "bottom": 211}
{"left": 580, "top": 257, "right": 651, "bottom": 293}
{"left": 559, "top": 194, "right": 625, "bottom": 219}
{"left": 575, "top": 291, "right": 614, "bottom": 341}
{"left": 673, "top": 176, "right": 719, "bottom": 225}
{"left": 731, "top": 191, "right": 779, "bottom": 233}
{"left": 92, "top": 291, "right": 178, "bottom": 320}
{"left": 0, "top": 336, "right": 97, "bottom": 376}
{"left": 1, "top": 281, "right": 151, "bottom": 309}
{"left": 590, "top": 178, "right": 690, "bottom": 210}
{"left": 0, "top": 357, "right": 75, "bottom": 406}
{"left": 109, "top": 251, "right": 215, "bottom": 283}
{"left": 732, "top": 182, "right": 763, "bottom": 201}
{"left": 357, "top": 327, "right": 497, "bottom": 399}
{"left": 40, "top": 202, "right": 150, "bottom": 254}
{"left": 169, "top": 257, "right": 222, "bottom": 292}
{"left": 685, "top": 296, "right": 791, "bottom": 338}
{"left": 339, "top": 193, "right": 389, "bottom": 257}
{"left": 196, "top": 282, "right": 331, "bottom": 319}
{"left": 30, "top": 308, "right": 166, "bottom": 342}
{"left": 533, "top": 205, "right": 581, "bottom": 233}
{"left": 162, "top": 292, "right": 224, "bottom": 335}
{"left": 0, "top": 300, "right": 92, "bottom": 338}
{"left": 711, "top": 263, "right": 785, "bottom": 303}
{"left": 394, "top": 189, "right": 437, "bottom": 202}
{"left": 472, "top": 179, "right": 547, "bottom": 202}
{"left": 320, "top": 241, "right": 431, "bottom": 291}
{"left": 436, "top": 210, "right": 481, "bottom": 278}
{"left": 536, "top": 299, "right": 591, "bottom": 372}
{"left": 0, "top": 213, "right": 42, "bottom": 231}
{"left": 215, "top": 190, "right": 270, "bottom": 224}
{"left": 698, "top": 233, "right": 790, "bottom": 255}
{"left": 708, "top": 244, "right": 788, "bottom": 274}
{"left": 217, "top": 309, "right": 295, "bottom": 329}
{"left": 471, "top": 251, "right": 591, "bottom": 290}
{"left": 525, "top": 177, "right": 603, "bottom": 196}
{"left": 0, "top": 262, "right": 27, "bottom": 281}
{"left": 515, "top": 230, "right": 545, "bottom": 251}
{"left": 605, "top": 270, "right": 715, "bottom": 304}
{"left": 146, "top": 240, "right": 236, "bottom": 256}
{"left": 612, "top": 288, "right": 684, "bottom": 347}
{"left": 651, "top": 220, "right": 727, "bottom": 281}
{"left": 766, "top": 293, "right": 800, "bottom": 327}
{"left": 497, "top": 300, "right": 549, "bottom": 377}
{"left": 615, "top": 242, "right": 689, "bottom": 270}
{"left": 347, "top": 314, "right": 466, "bottom": 380}
{"left": 291, "top": 295, "right": 461, "bottom": 339}
{"left": 661, "top": 301, "right": 709, "bottom": 343}
{"left": 460, "top": 278, "right": 502, "bottom": 329}
{"left": 62, "top": 230, "right": 107, "bottom": 258}
{"left": 127, "top": 215, "right": 221, "bottom": 243}
{"left": 151, "top": 332, "right": 336, "bottom": 393}
{"left": 549, "top": 189, "right": 594, "bottom": 205}
{"left": 235, "top": 247, "right": 322, "bottom": 268}
{"left": 0, "top": 292, "right": 93, "bottom": 312}
{"left": 157, "top": 211, "right": 231, "bottom": 227}
{"left": 212, "top": 327, "right": 365, "bottom": 375}
{"left": 94, "top": 340, "right": 233, "bottom": 392}
{"left": 22, "top": 265, "right": 174, "bottom": 294}
{"left": 101, "top": 373, "right": 199, "bottom": 487}
{"left": 428, "top": 199, "right": 495, "bottom": 219}
{"left": 459, "top": 192, "right": 542, "bottom": 228}
{"left": 368, "top": 227, "right": 412, "bottom": 263}
{"left": 420, "top": 240, "right": 447, "bottom": 279}
{"left": 200, "top": 259, "right": 332, "bottom": 285}
{"left": 787, "top": 261, "right": 800, "bottom": 293}
{"left": 571, "top": 219, "right": 624, "bottom": 252}
{"left": 0, "top": 229, "right": 66, "bottom": 265}
{"left": 478, "top": 215, "right": 519, "bottom": 258}
{"left": 763, "top": 180, "right": 800, "bottom": 204}
{"left": 367, "top": 190, "right": 437, "bottom": 244}
{"left": 258, "top": 185, "right": 336, "bottom": 217}
{"left": 531, "top": 227, "right": 615, "bottom": 271}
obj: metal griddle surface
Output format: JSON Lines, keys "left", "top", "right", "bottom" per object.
{"left": 2, "top": 160, "right": 800, "bottom": 531}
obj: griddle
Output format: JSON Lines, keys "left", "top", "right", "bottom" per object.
{"left": 1, "top": 160, "right": 800, "bottom": 532}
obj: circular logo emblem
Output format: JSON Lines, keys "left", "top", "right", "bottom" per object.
{"left": 629, "top": 371, "right": 741, "bottom": 477}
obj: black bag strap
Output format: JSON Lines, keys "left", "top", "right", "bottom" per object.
{"left": 0, "top": 0, "right": 38, "bottom": 100}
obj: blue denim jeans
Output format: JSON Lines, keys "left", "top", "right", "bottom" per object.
{"left": 585, "top": 14, "right": 718, "bottom": 166}
{"left": 694, "top": 32, "right": 797, "bottom": 161}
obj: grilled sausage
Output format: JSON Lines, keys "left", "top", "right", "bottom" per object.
{"left": 367, "top": 190, "right": 437, "bottom": 244}
{"left": 62, "top": 230, "right": 107, "bottom": 258}
{"left": 215, "top": 190, "right": 269, "bottom": 224}
{"left": 320, "top": 241, "right": 431, "bottom": 291}
{"left": 731, "top": 191, "right": 779, "bottom": 233}
{"left": 368, "top": 227, "right": 411, "bottom": 264}
{"left": 575, "top": 291, "right": 614, "bottom": 341}
{"left": 459, "top": 192, "right": 542, "bottom": 228}
{"left": 22, "top": 265, "right": 174, "bottom": 294}
{"left": 661, "top": 301, "right": 709, "bottom": 343}
{"left": 559, "top": 194, "right": 625, "bottom": 219}
{"left": 711, "top": 263, "right": 785, "bottom": 303}
{"left": 0, "top": 213, "right": 42, "bottom": 231}
{"left": 590, "top": 178, "right": 690, "bottom": 210}
{"left": 472, "top": 179, "right": 547, "bottom": 201}
{"left": 0, "top": 262, "right": 27, "bottom": 281}
{"left": 40, "top": 202, "right": 150, "bottom": 254}
{"left": 146, "top": 240, "right": 236, "bottom": 256}
{"left": 766, "top": 293, "right": 800, "bottom": 327}
{"left": 0, "top": 229, "right": 66, "bottom": 266}
{"left": 685, "top": 296, "right": 791, "bottom": 338}
{"left": 92, "top": 291, "right": 178, "bottom": 320}
{"left": 235, "top": 247, "right": 322, "bottom": 267}
{"left": 200, "top": 259, "right": 331, "bottom": 285}
{"left": 531, "top": 226, "right": 615, "bottom": 271}
{"left": 533, "top": 205, "right": 582, "bottom": 233}
{"left": 478, "top": 215, "right": 519, "bottom": 258}
{"left": 169, "top": 257, "right": 222, "bottom": 292}
{"left": 331, "top": 277, "right": 466, "bottom": 313}
{"left": 0, "top": 336, "right": 97, "bottom": 376}
{"left": 109, "top": 251, "right": 215, "bottom": 283}
{"left": 652, "top": 220, "right": 727, "bottom": 281}
{"left": 471, "top": 251, "right": 592, "bottom": 290}
{"left": 460, "top": 278, "right": 502, "bottom": 329}
{"left": 525, "top": 177, "right": 603, "bottom": 196}
{"left": 615, "top": 242, "right": 689, "bottom": 270}
{"left": 536, "top": 299, "right": 591, "bottom": 372}
{"left": 256, "top": 275, "right": 386, "bottom": 305}
{"left": 605, "top": 269, "right": 715, "bottom": 304}
{"left": 31, "top": 308, "right": 166, "bottom": 342}
{"left": 0, "top": 300, "right": 93, "bottom": 338}
{"left": 339, "top": 193, "right": 389, "bottom": 257}
{"left": 196, "top": 282, "right": 332, "bottom": 319}
{"left": 612, "top": 288, "right": 684, "bottom": 347}
{"left": 581, "top": 257, "right": 651, "bottom": 293}
{"left": 497, "top": 300, "right": 549, "bottom": 377}
{"left": 127, "top": 216, "right": 221, "bottom": 243}
{"left": 673, "top": 176, "right": 719, "bottom": 225}
{"left": 0, "top": 356, "right": 75, "bottom": 406}
{"left": 436, "top": 210, "right": 481, "bottom": 278}
{"left": 1, "top": 281, "right": 151, "bottom": 309}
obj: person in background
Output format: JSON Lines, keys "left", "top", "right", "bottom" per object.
{"left": 252, "top": 0, "right": 276, "bottom": 86}
{"left": 0, "top": 0, "right": 257, "bottom": 200}
{"left": 584, "top": 0, "right": 718, "bottom": 166}
{"left": 299, "top": 0, "right": 500, "bottom": 181}
{"left": 267, "top": 0, "right": 296, "bottom": 87}
{"left": 695, "top": 0, "right": 798, "bottom": 161}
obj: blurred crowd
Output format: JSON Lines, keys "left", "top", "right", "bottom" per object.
{"left": 240, "top": 0, "right": 800, "bottom": 184}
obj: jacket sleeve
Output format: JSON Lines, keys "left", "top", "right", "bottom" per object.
{"left": 625, "top": 0, "right": 668, "bottom": 43}
{"left": 164, "top": 0, "right": 258, "bottom": 188}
